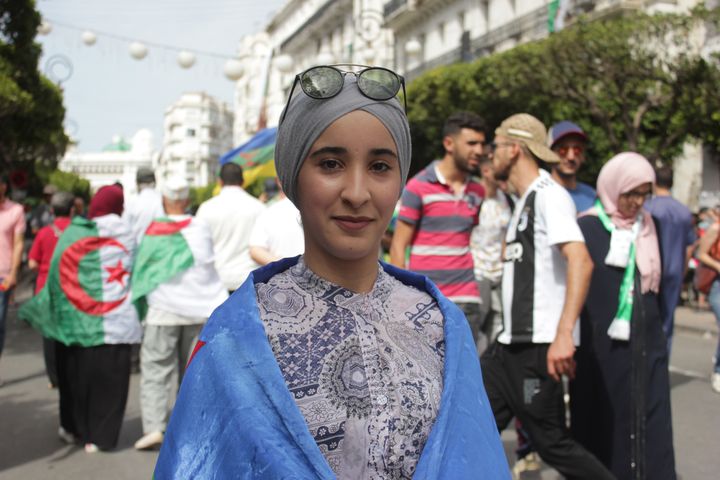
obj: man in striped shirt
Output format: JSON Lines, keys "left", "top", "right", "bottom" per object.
{"left": 390, "top": 112, "right": 486, "bottom": 346}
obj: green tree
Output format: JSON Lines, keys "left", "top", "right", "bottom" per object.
{"left": 406, "top": 7, "right": 720, "bottom": 183}
{"left": 0, "top": 0, "right": 68, "bottom": 189}
{"left": 48, "top": 169, "right": 90, "bottom": 199}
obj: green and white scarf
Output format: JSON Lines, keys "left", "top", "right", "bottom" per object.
{"left": 595, "top": 200, "right": 641, "bottom": 341}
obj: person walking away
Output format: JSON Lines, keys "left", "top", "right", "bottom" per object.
{"left": 644, "top": 166, "right": 696, "bottom": 353}
{"left": 132, "top": 177, "right": 227, "bottom": 450}
{"left": 548, "top": 121, "right": 596, "bottom": 212}
{"left": 156, "top": 65, "right": 509, "bottom": 478}
{"left": 390, "top": 111, "right": 487, "bottom": 348}
{"left": 196, "top": 163, "right": 265, "bottom": 292}
{"left": 0, "top": 173, "right": 25, "bottom": 385}
{"left": 28, "top": 191, "right": 75, "bottom": 389}
{"left": 249, "top": 182, "right": 304, "bottom": 265}
{"left": 30, "top": 184, "right": 58, "bottom": 235}
{"left": 470, "top": 155, "right": 512, "bottom": 353}
{"left": 696, "top": 215, "right": 720, "bottom": 393}
{"left": 570, "top": 153, "right": 676, "bottom": 479}
{"left": 20, "top": 185, "right": 142, "bottom": 452}
{"left": 123, "top": 167, "right": 164, "bottom": 244}
{"left": 480, "top": 114, "right": 614, "bottom": 479}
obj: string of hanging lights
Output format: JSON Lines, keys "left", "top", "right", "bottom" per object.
{"left": 37, "top": 18, "right": 244, "bottom": 81}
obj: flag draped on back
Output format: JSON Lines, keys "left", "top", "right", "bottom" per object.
{"left": 19, "top": 215, "right": 142, "bottom": 347}
{"left": 131, "top": 217, "right": 194, "bottom": 306}
{"left": 219, "top": 127, "right": 277, "bottom": 188}
{"left": 132, "top": 216, "right": 227, "bottom": 319}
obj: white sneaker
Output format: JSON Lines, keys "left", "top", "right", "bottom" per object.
{"left": 513, "top": 452, "right": 542, "bottom": 478}
{"left": 58, "top": 426, "right": 76, "bottom": 445}
{"left": 712, "top": 372, "right": 720, "bottom": 394}
{"left": 84, "top": 443, "right": 99, "bottom": 453}
{"left": 134, "top": 431, "right": 164, "bottom": 450}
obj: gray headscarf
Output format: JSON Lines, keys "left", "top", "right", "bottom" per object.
{"left": 275, "top": 74, "right": 411, "bottom": 206}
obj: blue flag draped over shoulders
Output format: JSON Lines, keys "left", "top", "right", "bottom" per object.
{"left": 154, "top": 257, "right": 509, "bottom": 479}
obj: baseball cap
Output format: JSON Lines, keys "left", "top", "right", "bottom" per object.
{"left": 548, "top": 121, "right": 588, "bottom": 148}
{"left": 495, "top": 114, "right": 560, "bottom": 164}
{"left": 136, "top": 167, "right": 156, "bottom": 184}
{"left": 162, "top": 176, "right": 189, "bottom": 201}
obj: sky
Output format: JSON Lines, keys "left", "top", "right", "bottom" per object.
{"left": 36, "top": 0, "right": 286, "bottom": 152}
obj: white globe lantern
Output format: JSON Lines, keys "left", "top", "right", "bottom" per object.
{"left": 405, "top": 39, "right": 422, "bottom": 56}
{"left": 81, "top": 31, "right": 97, "bottom": 46}
{"left": 317, "top": 50, "right": 335, "bottom": 65}
{"left": 274, "top": 54, "right": 294, "bottom": 74}
{"left": 177, "top": 51, "right": 196, "bottom": 69}
{"left": 37, "top": 20, "right": 52, "bottom": 35}
{"left": 223, "top": 59, "right": 244, "bottom": 81}
{"left": 129, "top": 42, "right": 148, "bottom": 60}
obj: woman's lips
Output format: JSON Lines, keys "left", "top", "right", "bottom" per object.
{"left": 333, "top": 216, "right": 373, "bottom": 231}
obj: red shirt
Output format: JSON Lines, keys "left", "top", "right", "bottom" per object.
{"left": 28, "top": 217, "right": 71, "bottom": 292}
{"left": 398, "top": 161, "right": 485, "bottom": 302}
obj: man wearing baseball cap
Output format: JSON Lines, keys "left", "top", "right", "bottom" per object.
{"left": 481, "top": 114, "right": 613, "bottom": 478}
{"left": 548, "top": 121, "right": 596, "bottom": 213}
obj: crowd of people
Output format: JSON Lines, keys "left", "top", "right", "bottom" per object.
{"left": 0, "top": 63, "right": 717, "bottom": 479}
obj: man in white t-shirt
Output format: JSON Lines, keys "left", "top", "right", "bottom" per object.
{"left": 249, "top": 185, "right": 304, "bottom": 265}
{"left": 134, "top": 177, "right": 227, "bottom": 450}
{"left": 196, "top": 163, "right": 265, "bottom": 291}
{"left": 123, "top": 167, "right": 164, "bottom": 244}
{"left": 480, "top": 114, "right": 613, "bottom": 479}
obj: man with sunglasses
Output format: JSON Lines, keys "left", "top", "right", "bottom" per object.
{"left": 391, "top": 112, "right": 487, "bottom": 349}
{"left": 482, "top": 114, "right": 614, "bottom": 480}
{"left": 548, "top": 121, "right": 596, "bottom": 213}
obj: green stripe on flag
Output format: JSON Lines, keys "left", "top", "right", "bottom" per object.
{"left": 131, "top": 218, "right": 195, "bottom": 308}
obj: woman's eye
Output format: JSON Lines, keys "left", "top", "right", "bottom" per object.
{"left": 371, "top": 162, "right": 391, "bottom": 173}
{"left": 320, "top": 159, "right": 341, "bottom": 170}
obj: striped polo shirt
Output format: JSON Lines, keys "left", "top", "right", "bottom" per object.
{"left": 398, "top": 161, "right": 485, "bottom": 303}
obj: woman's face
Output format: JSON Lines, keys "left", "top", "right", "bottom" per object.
{"left": 617, "top": 182, "right": 652, "bottom": 218}
{"left": 296, "top": 110, "right": 402, "bottom": 265}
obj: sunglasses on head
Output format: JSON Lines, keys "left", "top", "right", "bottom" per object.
{"left": 280, "top": 64, "right": 407, "bottom": 123}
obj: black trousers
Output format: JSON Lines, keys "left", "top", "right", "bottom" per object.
{"left": 480, "top": 342, "right": 615, "bottom": 480}
{"left": 43, "top": 337, "right": 58, "bottom": 387}
{"left": 56, "top": 343, "right": 131, "bottom": 450}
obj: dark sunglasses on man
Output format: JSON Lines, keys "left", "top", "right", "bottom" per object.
{"left": 280, "top": 64, "right": 406, "bottom": 123}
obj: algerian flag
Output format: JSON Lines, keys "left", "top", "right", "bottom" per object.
{"left": 131, "top": 217, "right": 195, "bottom": 306}
{"left": 548, "top": 0, "right": 571, "bottom": 33}
{"left": 132, "top": 216, "right": 227, "bottom": 318}
{"left": 20, "top": 215, "right": 142, "bottom": 347}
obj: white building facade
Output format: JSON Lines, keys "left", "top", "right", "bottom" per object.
{"left": 158, "top": 92, "right": 234, "bottom": 187}
{"left": 59, "top": 129, "right": 158, "bottom": 195}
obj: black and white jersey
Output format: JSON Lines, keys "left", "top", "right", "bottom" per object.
{"left": 498, "top": 170, "right": 585, "bottom": 345}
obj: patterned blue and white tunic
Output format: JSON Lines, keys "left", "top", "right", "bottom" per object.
{"left": 256, "top": 257, "right": 446, "bottom": 479}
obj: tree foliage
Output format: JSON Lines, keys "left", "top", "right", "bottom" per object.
{"left": 48, "top": 169, "right": 90, "bottom": 199}
{"left": 406, "top": 7, "right": 720, "bottom": 183}
{"left": 0, "top": 0, "right": 68, "bottom": 191}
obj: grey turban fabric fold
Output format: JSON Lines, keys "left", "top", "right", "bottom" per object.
{"left": 275, "top": 75, "right": 411, "bottom": 206}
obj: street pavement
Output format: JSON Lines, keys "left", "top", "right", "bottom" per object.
{"left": 1, "top": 275, "right": 718, "bottom": 479}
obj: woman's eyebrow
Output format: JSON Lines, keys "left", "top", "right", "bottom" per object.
{"left": 370, "top": 148, "right": 398, "bottom": 158}
{"left": 310, "top": 146, "right": 347, "bottom": 157}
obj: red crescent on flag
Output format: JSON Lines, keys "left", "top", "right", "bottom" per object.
{"left": 59, "top": 237, "right": 129, "bottom": 316}
{"left": 145, "top": 218, "right": 192, "bottom": 236}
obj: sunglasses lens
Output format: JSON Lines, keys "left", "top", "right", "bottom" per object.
{"left": 300, "top": 66, "right": 343, "bottom": 99}
{"left": 357, "top": 68, "right": 401, "bottom": 100}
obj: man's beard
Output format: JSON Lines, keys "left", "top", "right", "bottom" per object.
{"left": 553, "top": 165, "right": 576, "bottom": 179}
{"left": 493, "top": 165, "right": 510, "bottom": 182}
{"left": 453, "top": 152, "right": 479, "bottom": 175}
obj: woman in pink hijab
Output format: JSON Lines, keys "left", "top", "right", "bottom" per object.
{"left": 570, "top": 153, "right": 675, "bottom": 480}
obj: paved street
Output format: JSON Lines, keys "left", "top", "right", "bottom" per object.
{"left": 1, "top": 279, "right": 718, "bottom": 478}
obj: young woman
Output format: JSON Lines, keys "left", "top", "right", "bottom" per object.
{"left": 570, "top": 153, "right": 676, "bottom": 479}
{"left": 154, "top": 66, "right": 508, "bottom": 479}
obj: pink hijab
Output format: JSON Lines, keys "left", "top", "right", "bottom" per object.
{"left": 584, "top": 152, "right": 661, "bottom": 293}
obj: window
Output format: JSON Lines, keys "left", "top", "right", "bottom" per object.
{"left": 186, "top": 128, "right": 196, "bottom": 138}
{"left": 458, "top": 11, "right": 466, "bottom": 31}
{"left": 438, "top": 21, "right": 445, "bottom": 44}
